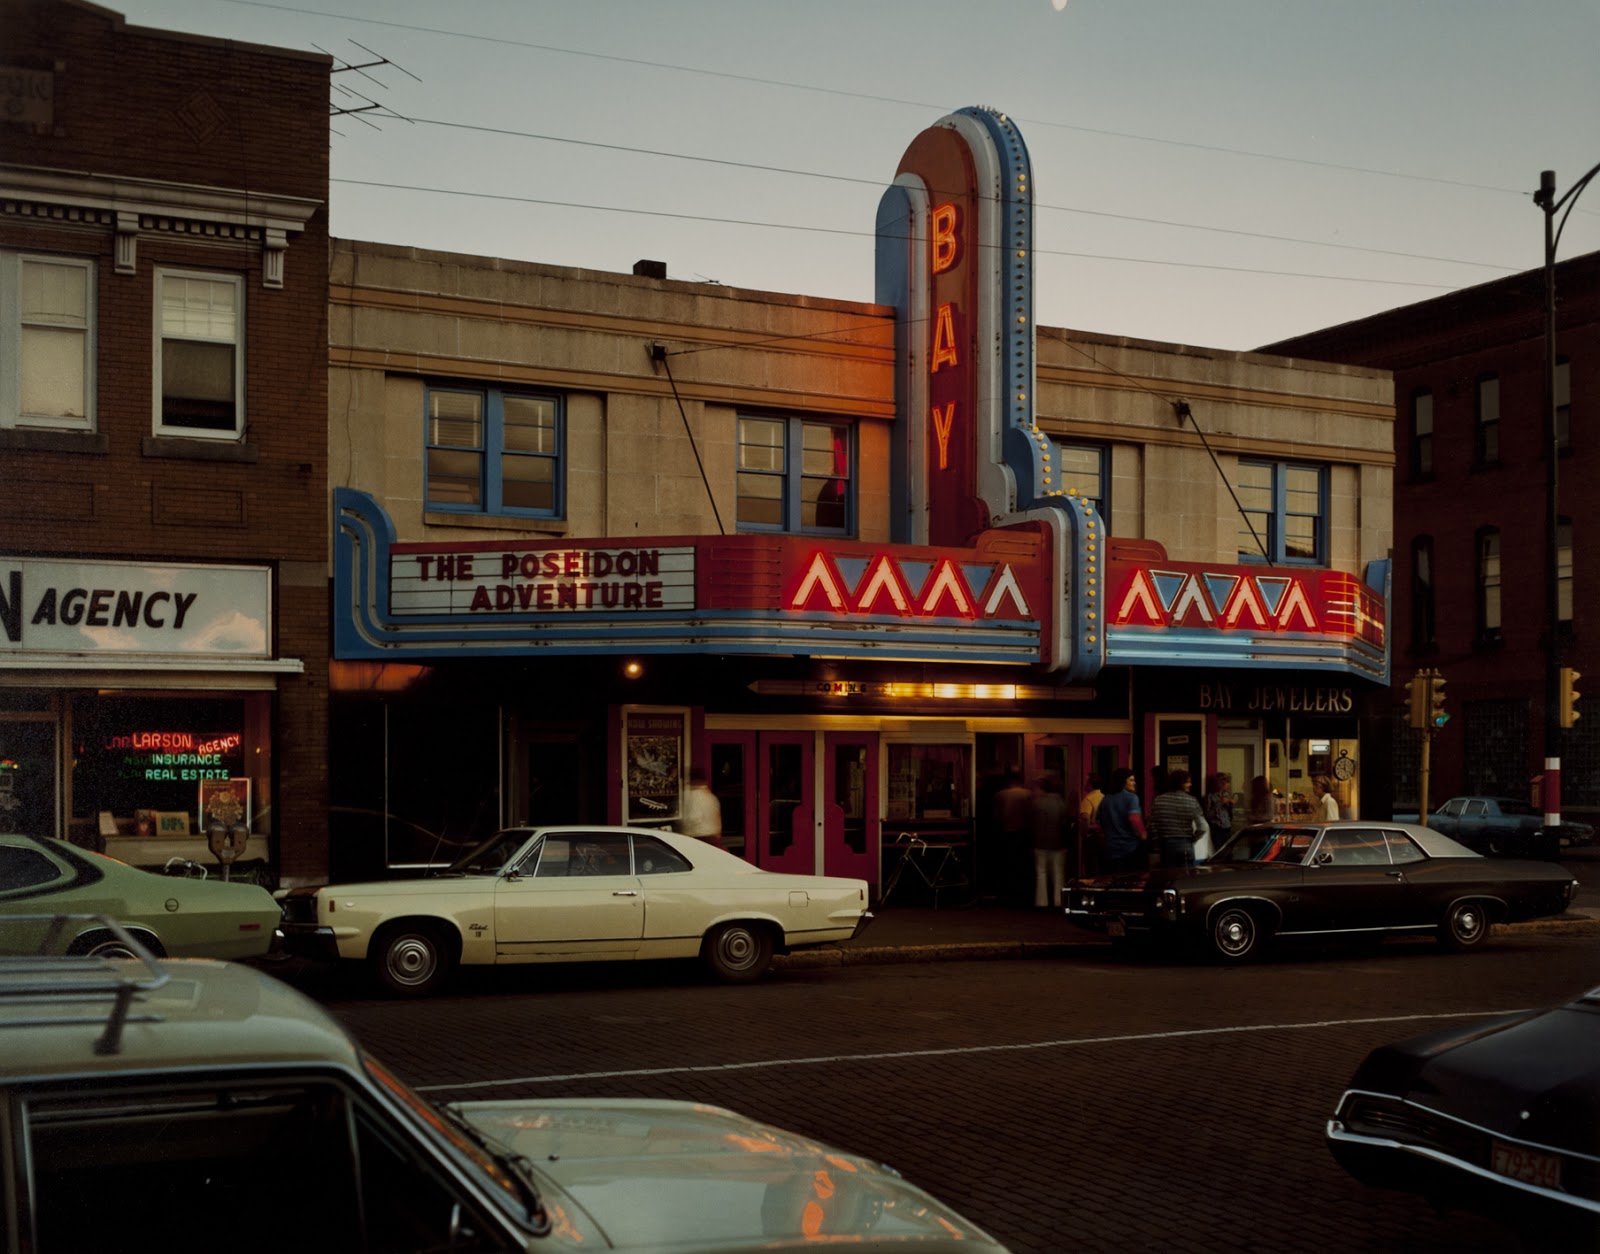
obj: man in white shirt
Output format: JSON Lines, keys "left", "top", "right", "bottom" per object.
{"left": 679, "top": 766, "right": 723, "bottom": 847}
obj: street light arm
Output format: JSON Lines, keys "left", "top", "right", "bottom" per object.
{"left": 1538, "top": 161, "right": 1600, "bottom": 256}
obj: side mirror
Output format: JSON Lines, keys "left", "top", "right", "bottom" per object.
{"left": 1316, "top": 850, "right": 1334, "bottom": 865}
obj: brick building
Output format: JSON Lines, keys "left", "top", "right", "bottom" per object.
{"left": 1264, "top": 251, "right": 1599, "bottom": 816}
{"left": 0, "top": 0, "right": 331, "bottom": 882}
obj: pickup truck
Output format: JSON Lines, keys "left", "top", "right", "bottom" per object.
{"left": 1421, "top": 796, "right": 1594, "bottom": 857}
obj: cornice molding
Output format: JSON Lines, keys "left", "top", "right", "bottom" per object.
{"left": 1, "top": 164, "right": 322, "bottom": 289}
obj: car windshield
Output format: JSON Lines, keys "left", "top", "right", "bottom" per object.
{"left": 1210, "top": 825, "right": 1318, "bottom": 866}
{"left": 442, "top": 829, "right": 531, "bottom": 876}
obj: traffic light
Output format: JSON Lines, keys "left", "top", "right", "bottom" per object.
{"left": 1559, "top": 666, "right": 1582, "bottom": 729}
{"left": 1428, "top": 673, "right": 1448, "bottom": 729}
{"left": 1404, "top": 673, "right": 1427, "bottom": 729}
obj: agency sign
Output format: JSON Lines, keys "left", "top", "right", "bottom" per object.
{"left": 0, "top": 557, "right": 271, "bottom": 659}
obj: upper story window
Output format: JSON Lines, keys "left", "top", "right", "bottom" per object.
{"left": 1235, "top": 460, "right": 1326, "bottom": 565}
{"left": 425, "top": 385, "right": 563, "bottom": 517}
{"left": 155, "top": 269, "right": 243, "bottom": 439}
{"left": 1555, "top": 357, "right": 1571, "bottom": 452}
{"left": 1474, "top": 373, "right": 1500, "bottom": 466}
{"left": 737, "top": 415, "right": 852, "bottom": 535}
{"left": 1051, "top": 440, "right": 1108, "bottom": 520}
{"left": 1476, "top": 526, "right": 1502, "bottom": 642}
{"left": 1410, "top": 535, "right": 1435, "bottom": 652}
{"left": 1, "top": 252, "right": 95, "bottom": 431}
{"left": 1409, "top": 388, "right": 1433, "bottom": 478}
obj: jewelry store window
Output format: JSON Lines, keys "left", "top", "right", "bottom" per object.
{"left": 67, "top": 693, "right": 273, "bottom": 884}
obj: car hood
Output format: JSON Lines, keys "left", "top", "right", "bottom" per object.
{"left": 1358, "top": 1001, "right": 1600, "bottom": 1153}
{"left": 451, "top": 1098, "right": 1004, "bottom": 1252}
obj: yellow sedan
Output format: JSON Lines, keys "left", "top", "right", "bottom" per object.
{"left": 278, "top": 826, "right": 872, "bottom": 995}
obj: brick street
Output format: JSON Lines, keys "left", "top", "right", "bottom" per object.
{"left": 291, "top": 930, "right": 1600, "bottom": 1253}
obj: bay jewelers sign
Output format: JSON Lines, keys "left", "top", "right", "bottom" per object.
{"left": 389, "top": 544, "right": 695, "bottom": 616}
{"left": 0, "top": 557, "right": 271, "bottom": 658}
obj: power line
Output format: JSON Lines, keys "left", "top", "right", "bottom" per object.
{"left": 385, "top": 114, "right": 1519, "bottom": 275}
{"left": 331, "top": 177, "right": 1467, "bottom": 291}
{"left": 225, "top": 0, "right": 1551, "bottom": 203}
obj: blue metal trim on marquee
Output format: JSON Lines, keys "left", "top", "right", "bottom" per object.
{"left": 334, "top": 489, "right": 1044, "bottom": 664}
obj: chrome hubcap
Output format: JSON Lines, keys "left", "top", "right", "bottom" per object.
{"left": 718, "top": 931, "right": 756, "bottom": 969}
{"left": 1217, "top": 913, "right": 1252, "bottom": 954}
{"left": 388, "top": 937, "right": 436, "bottom": 984}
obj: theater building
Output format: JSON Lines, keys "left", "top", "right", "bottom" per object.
{"left": 323, "top": 108, "right": 1393, "bottom": 892}
{"left": 0, "top": 0, "right": 329, "bottom": 882}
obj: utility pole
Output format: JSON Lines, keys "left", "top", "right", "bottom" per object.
{"left": 1533, "top": 162, "right": 1600, "bottom": 840}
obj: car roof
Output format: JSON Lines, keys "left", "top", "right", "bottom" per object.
{"left": 1236, "top": 820, "right": 1480, "bottom": 860}
{"left": 0, "top": 953, "right": 364, "bottom": 1083}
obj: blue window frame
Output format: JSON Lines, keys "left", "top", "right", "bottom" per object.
{"left": 1050, "top": 440, "right": 1108, "bottom": 521}
{"left": 736, "top": 415, "right": 853, "bottom": 535}
{"left": 1236, "top": 460, "right": 1326, "bottom": 565}
{"left": 425, "top": 385, "right": 562, "bottom": 517}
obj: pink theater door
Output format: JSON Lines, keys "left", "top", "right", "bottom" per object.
{"left": 758, "top": 732, "right": 815, "bottom": 876}
{"left": 823, "top": 732, "right": 878, "bottom": 884}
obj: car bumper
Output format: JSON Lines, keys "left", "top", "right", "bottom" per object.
{"left": 1064, "top": 888, "right": 1168, "bottom": 936}
{"left": 850, "top": 911, "right": 874, "bottom": 940}
{"left": 275, "top": 923, "right": 343, "bottom": 962}
{"left": 1327, "top": 1096, "right": 1600, "bottom": 1240}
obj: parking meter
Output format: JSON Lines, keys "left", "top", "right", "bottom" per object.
{"left": 207, "top": 821, "right": 246, "bottom": 882}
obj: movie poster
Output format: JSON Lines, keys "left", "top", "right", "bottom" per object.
{"left": 625, "top": 711, "right": 684, "bottom": 824}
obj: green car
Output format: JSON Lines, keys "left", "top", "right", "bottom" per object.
{"left": 0, "top": 833, "right": 280, "bottom": 960}
{"left": 2, "top": 918, "right": 1011, "bottom": 1253}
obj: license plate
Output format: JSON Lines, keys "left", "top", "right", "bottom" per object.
{"left": 1106, "top": 919, "right": 1126, "bottom": 938}
{"left": 1491, "top": 1140, "right": 1562, "bottom": 1190}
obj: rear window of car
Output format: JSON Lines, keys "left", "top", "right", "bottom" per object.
{"left": 0, "top": 845, "right": 67, "bottom": 891}
{"left": 631, "top": 835, "right": 693, "bottom": 875}
{"left": 1383, "top": 830, "right": 1426, "bottom": 864}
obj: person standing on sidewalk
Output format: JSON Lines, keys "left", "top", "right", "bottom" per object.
{"left": 1096, "top": 768, "right": 1148, "bottom": 873}
{"left": 1313, "top": 774, "right": 1340, "bottom": 821}
{"left": 1203, "top": 772, "right": 1234, "bottom": 852}
{"left": 1148, "top": 769, "right": 1210, "bottom": 868}
{"left": 1076, "top": 774, "right": 1104, "bottom": 877}
{"left": 994, "top": 771, "right": 1034, "bottom": 906}
{"left": 1031, "top": 773, "right": 1070, "bottom": 909}
{"left": 678, "top": 766, "right": 724, "bottom": 849}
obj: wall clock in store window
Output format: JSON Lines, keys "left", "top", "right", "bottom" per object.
{"left": 1333, "top": 751, "right": 1357, "bottom": 781}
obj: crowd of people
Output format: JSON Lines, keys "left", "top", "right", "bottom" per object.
{"left": 988, "top": 766, "right": 1284, "bottom": 908}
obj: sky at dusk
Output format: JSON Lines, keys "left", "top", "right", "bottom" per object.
{"left": 115, "top": 0, "right": 1600, "bottom": 351}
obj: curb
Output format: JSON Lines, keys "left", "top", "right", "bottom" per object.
{"left": 773, "top": 913, "right": 1600, "bottom": 969}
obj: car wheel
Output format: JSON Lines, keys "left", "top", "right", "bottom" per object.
{"left": 1438, "top": 899, "right": 1492, "bottom": 951}
{"left": 1209, "top": 906, "right": 1260, "bottom": 962}
{"left": 68, "top": 929, "right": 166, "bottom": 960}
{"left": 372, "top": 923, "right": 454, "bottom": 996}
{"left": 702, "top": 922, "right": 773, "bottom": 984}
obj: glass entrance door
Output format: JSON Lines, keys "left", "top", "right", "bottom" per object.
{"left": 822, "top": 732, "right": 876, "bottom": 883}
{"left": 758, "top": 732, "right": 815, "bottom": 876}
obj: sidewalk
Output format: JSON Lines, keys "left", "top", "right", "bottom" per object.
{"left": 777, "top": 900, "right": 1600, "bottom": 970}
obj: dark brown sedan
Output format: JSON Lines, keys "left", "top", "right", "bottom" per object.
{"left": 1064, "top": 821, "right": 1580, "bottom": 962}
